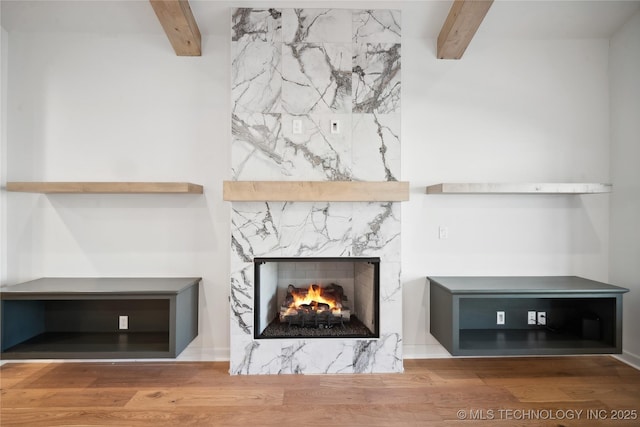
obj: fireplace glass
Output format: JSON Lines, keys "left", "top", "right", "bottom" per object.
{"left": 254, "top": 257, "right": 380, "bottom": 339}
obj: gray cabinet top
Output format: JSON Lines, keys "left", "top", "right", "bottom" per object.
{"left": 428, "top": 276, "right": 629, "bottom": 294}
{"left": 0, "top": 277, "right": 201, "bottom": 296}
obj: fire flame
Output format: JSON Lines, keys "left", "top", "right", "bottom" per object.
{"left": 290, "top": 284, "right": 341, "bottom": 314}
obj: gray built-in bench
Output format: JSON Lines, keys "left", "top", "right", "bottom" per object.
{"left": 1, "top": 277, "right": 200, "bottom": 359}
{"left": 429, "top": 276, "right": 628, "bottom": 356}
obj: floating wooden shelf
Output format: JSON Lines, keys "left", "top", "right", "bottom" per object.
{"left": 6, "top": 182, "right": 204, "bottom": 194}
{"left": 426, "top": 183, "right": 612, "bottom": 195}
{"left": 223, "top": 181, "right": 410, "bottom": 202}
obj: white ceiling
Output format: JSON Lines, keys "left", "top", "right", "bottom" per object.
{"left": 1, "top": 0, "right": 639, "bottom": 39}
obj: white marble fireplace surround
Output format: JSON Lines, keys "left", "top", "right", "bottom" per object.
{"left": 230, "top": 8, "right": 402, "bottom": 374}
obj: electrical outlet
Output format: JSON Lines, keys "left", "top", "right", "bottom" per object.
{"left": 119, "top": 315, "right": 129, "bottom": 330}
{"left": 528, "top": 311, "right": 537, "bottom": 325}
{"left": 496, "top": 311, "right": 505, "bottom": 325}
{"left": 537, "top": 311, "right": 547, "bottom": 326}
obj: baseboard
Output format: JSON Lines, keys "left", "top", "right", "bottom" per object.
{"left": 4, "top": 346, "right": 632, "bottom": 366}
{"left": 177, "top": 346, "right": 229, "bottom": 362}
{"left": 614, "top": 350, "right": 640, "bottom": 370}
{"left": 402, "top": 344, "right": 451, "bottom": 359}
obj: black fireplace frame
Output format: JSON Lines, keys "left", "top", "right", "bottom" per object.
{"left": 253, "top": 257, "right": 381, "bottom": 340}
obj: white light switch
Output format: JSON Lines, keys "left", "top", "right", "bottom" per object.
{"left": 438, "top": 226, "right": 448, "bottom": 240}
{"left": 292, "top": 119, "right": 303, "bottom": 134}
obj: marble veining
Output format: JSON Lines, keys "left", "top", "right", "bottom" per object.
{"left": 232, "top": 113, "right": 285, "bottom": 180}
{"left": 283, "top": 9, "right": 352, "bottom": 43}
{"left": 352, "top": 113, "right": 400, "bottom": 181}
{"left": 353, "top": 43, "right": 401, "bottom": 113}
{"left": 231, "top": 203, "right": 282, "bottom": 261}
{"left": 279, "top": 343, "right": 308, "bottom": 374}
{"left": 352, "top": 202, "right": 401, "bottom": 260}
{"left": 278, "top": 202, "right": 352, "bottom": 257}
{"left": 352, "top": 333, "right": 402, "bottom": 373}
{"left": 229, "top": 334, "right": 402, "bottom": 375}
{"left": 232, "top": 8, "right": 282, "bottom": 42}
{"left": 232, "top": 42, "right": 282, "bottom": 114}
{"left": 233, "top": 113, "right": 354, "bottom": 180}
{"left": 379, "top": 274, "right": 402, "bottom": 324}
{"left": 353, "top": 10, "right": 401, "bottom": 43}
{"left": 353, "top": 340, "right": 376, "bottom": 373}
{"left": 281, "top": 114, "right": 352, "bottom": 180}
{"left": 282, "top": 43, "right": 352, "bottom": 114}
{"left": 283, "top": 137, "right": 351, "bottom": 181}
{"left": 230, "top": 267, "right": 253, "bottom": 335}
{"left": 231, "top": 234, "right": 252, "bottom": 264}
{"left": 232, "top": 341, "right": 260, "bottom": 375}
{"left": 232, "top": 202, "right": 354, "bottom": 259}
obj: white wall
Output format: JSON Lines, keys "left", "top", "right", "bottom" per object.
{"left": 1, "top": 26, "right": 8, "bottom": 287}
{"left": 2, "top": 2, "right": 615, "bottom": 360}
{"left": 401, "top": 28, "right": 612, "bottom": 354}
{"left": 610, "top": 10, "right": 640, "bottom": 368}
{"left": 4, "top": 13, "right": 233, "bottom": 360}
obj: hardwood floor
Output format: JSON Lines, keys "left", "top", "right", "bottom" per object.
{"left": 1, "top": 356, "right": 639, "bottom": 426}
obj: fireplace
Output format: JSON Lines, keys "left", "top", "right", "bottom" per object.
{"left": 229, "top": 7, "right": 403, "bottom": 374}
{"left": 254, "top": 257, "right": 380, "bottom": 339}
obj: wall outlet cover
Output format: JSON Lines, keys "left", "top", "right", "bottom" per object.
{"left": 537, "top": 311, "right": 547, "bottom": 326}
{"left": 119, "top": 315, "right": 129, "bottom": 330}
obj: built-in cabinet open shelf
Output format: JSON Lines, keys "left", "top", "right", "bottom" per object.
{"left": 0, "top": 277, "right": 200, "bottom": 359}
{"left": 429, "top": 276, "right": 628, "bottom": 356}
{"left": 6, "top": 182, "right": 204, "bottom": 194}
{"left": 426, "top": 183, "right": 612, "bottom": 195}
{"left": 223, "top": 180, "right": 410, "bottom": 202}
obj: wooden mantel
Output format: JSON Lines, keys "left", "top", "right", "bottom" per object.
{"left": 149, "top": 0, "right": 201, "bottom": 56}
{"left": 223, "top": 181, "right": 410, "bottom": 202}
{"left": 437, "top": 0, "right": 494, "bottom": 59}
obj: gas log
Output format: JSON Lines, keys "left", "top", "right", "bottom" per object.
{"left": 280, "top": 283, "right": 351, "bottom": 327}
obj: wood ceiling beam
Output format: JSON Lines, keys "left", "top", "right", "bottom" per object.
{"left": 150, "top": 0, "right": 201, "bottom": 56}
{"left": 437, "top": 0, "right": 493, "bottom": 59}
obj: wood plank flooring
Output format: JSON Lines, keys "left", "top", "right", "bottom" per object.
{"left": 1, "top": 356, "right": 639, "bottom": 426}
